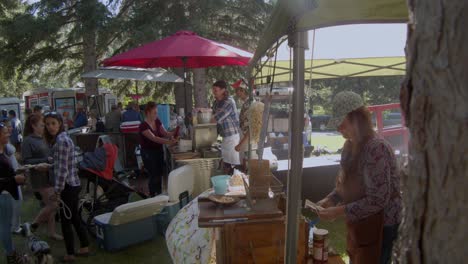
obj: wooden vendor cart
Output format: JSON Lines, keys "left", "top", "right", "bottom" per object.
{"left": 198, "top": 196, "right": 308, "bottom": 264}
{"left": 197, "top": 160, "right": 344, "bottom": 263}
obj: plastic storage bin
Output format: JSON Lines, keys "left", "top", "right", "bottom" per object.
{"left": 94, "top": 195, "right": 168, "bottom": 251}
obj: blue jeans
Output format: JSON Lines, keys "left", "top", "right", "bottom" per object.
{"left": 381, "top": 224, "right": 399, "bottom": 264}
{"left": 0, "top": 193, "right": 14, "bottom": 255}
{"left": 11, "top": 187, "right": 22, "bottom": 231}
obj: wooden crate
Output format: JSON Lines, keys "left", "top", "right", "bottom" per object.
{"left": 248, "top": 160, "right": 283, "bottom": 199}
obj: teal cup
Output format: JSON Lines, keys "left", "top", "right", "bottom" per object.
{"left": 211, "top": 175, "right": 230, "bottom": 195}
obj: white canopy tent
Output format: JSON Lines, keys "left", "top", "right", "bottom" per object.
{"left": 81, "top": 66, "right": 183, "bottom": 104}
{"left": 81, "top": 66, "right": 183, "bottom": 83}
{"left": 247, "top": 0, "right": 409, "bottom": 262}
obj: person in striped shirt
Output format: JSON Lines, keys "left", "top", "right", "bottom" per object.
{"left": 211, "top": 80, "right": 240, "bottom": 173}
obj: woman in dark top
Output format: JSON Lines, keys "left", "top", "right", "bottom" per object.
{"left": 21, "top": 113, "right": 62, "bottom": 240}
{"left": 0, "top": 123, "right": 26, "bottom": 264}
{"left": 139, "top": 102, "right": 177, "bottom": 197}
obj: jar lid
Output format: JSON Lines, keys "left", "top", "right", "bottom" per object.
{"left": 313, "top": 228, "right": 329, "bottom": 237}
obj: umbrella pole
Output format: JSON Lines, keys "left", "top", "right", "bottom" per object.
{"left": 183, "top": 57, "right": 188, "bottom": 115}
{"left": 285, "top": 30, "right": 308, "bottom": 264}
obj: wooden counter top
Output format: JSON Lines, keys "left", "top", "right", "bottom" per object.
{"left": 198, "top": 197, "right": 283, "bottom": 228}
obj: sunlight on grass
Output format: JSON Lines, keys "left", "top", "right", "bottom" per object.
{"left": 303, "top": 209, "right": 349, "bottom": 262}
{"left": 311, "top": 133, "right": 346, "bottom": 152}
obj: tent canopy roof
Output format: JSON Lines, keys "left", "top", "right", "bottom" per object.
{"left": 81, "top": 66, "right": 183, "bottom": 83}
{"left": 250, "top": 0, "right": 408, "bottom": 69}
{"left": 254, "top": 56, "right": 405, "bottom": 84}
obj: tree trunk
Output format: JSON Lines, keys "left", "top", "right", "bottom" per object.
{"left": 395, "top": 1, "right": 468, "bottom": 263}
{"left": 82, "top": 28, "right": 98, "bottom": 96}
{"left": 193, "top": 68, "right": 208, "bottom": 108}
{"left": 173, "top": 67, "right": 193, "bottom": 114}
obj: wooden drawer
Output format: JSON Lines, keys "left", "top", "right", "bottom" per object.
{"left": 222, "top": 219, "right": 307, "bottom": 264}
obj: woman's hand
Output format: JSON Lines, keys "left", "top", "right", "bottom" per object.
{"left": 234, "top": 144, "right": 241, "bottom": 152}
{"left": 316, "top": 197, "right": 334, "bottom": 208}
{"left": 14, "top": 174, "right": 26, "bottom": 185}
{"left": 168, "top": 138, "right": 178, "bottom": 146}
{"left": 317, "top": 205, "right": 345, "bottom": 222}
{"left": 35, "top": 163, "right": 50, "bottom": 172}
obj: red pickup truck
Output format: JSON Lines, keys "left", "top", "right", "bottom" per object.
{"left": 368, "top": 103, "right": 409, "bottom": 154}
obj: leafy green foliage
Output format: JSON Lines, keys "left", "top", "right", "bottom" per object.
{"left": 0, "top": 0, "right": 273, "bottom": 101}
{"left": 307, "top": 75, "right": 403, "bottom": 114}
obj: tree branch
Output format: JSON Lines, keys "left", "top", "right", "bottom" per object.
{"left": 59, "top": 41, "right": 83, "bottom": 50}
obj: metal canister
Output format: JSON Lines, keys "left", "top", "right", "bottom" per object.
{"left": 313, "top": 228, "right": 329, "bottom": 263}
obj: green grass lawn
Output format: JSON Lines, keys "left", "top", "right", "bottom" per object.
{"left": 11, "top": 191, "right": 172, "bottom": 264}
{"left": 315, "top": 220, "right": 349, "bottom": 263}
{"left": 311, "top": 132, "right": 346, "bottom": 153}
{"left": 303, "top": 209, "right": 349, "bottom": 263}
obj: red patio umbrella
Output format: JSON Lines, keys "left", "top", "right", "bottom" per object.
{"left": 102, "top": 30, "right": 253, "bottom": 110}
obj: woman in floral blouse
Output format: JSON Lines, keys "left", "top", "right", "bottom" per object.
{"left": 315, "top": 91, "right": 401, "bottom": 264}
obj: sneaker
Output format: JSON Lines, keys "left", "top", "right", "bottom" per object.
{"left": 12, "top": 227, "right": 23, "bottom": 235}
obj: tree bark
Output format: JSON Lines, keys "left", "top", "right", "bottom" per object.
{"left": 193, "top": 68, "right": 208, "bottom": 108}
{"left": 395, "top": 1, "right": 468, "bottom": 263}
{"left": 173, "top": 67, "right": 193, "bottom": 114}
{"left": 82, "top": 28, "right": 98, "bottom": 96}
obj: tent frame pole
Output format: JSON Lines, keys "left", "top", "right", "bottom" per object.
{"left": 182, "top": 57, "right": 188, "bottom": 114}
{"left": 285, "top": 30, "right": 307, "bottom": 264}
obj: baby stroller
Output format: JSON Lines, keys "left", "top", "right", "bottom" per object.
{"left": 78, "top": 135, "right": 146, "bottom": 236}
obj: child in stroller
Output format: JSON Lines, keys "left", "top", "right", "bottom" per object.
{"left": 78, "top": 135, "right": 146, "bottom": 236}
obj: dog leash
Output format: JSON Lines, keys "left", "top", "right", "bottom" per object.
{"left": 57, "top": 198, "right": 72, "bottom": 220}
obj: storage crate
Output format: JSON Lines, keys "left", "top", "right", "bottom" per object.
{"left": 248, "top": 159, "right": 284, "bottom": 199}
{"left": 154, "top": 196, "right": 191, "bottom": 235}
{"left": 93, "top": 195, "right": 168, "bottom": 251}
{"left": 95, "top": 213, "right": 156, "bottom": 251}
{"left": 120, "top": 121, "right": 141, "bottom": 133}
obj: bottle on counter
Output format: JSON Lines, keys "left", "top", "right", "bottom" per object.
{"left": 313, "top": 228, "right": 329, "bottom": 264}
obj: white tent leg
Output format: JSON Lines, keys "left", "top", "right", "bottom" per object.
{"left": 285, "top": 30, "right": 308, "bottom": 263}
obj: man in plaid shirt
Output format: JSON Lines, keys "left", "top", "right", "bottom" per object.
{"left": 212, "top": 80, "right": 240, "bottom": 173}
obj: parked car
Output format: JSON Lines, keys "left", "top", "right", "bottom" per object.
{"left": 383, "top": 112, "right": 403, "bottom": 127}
{"left": 310, "top": 115, "right": 331, "bottom": 131}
